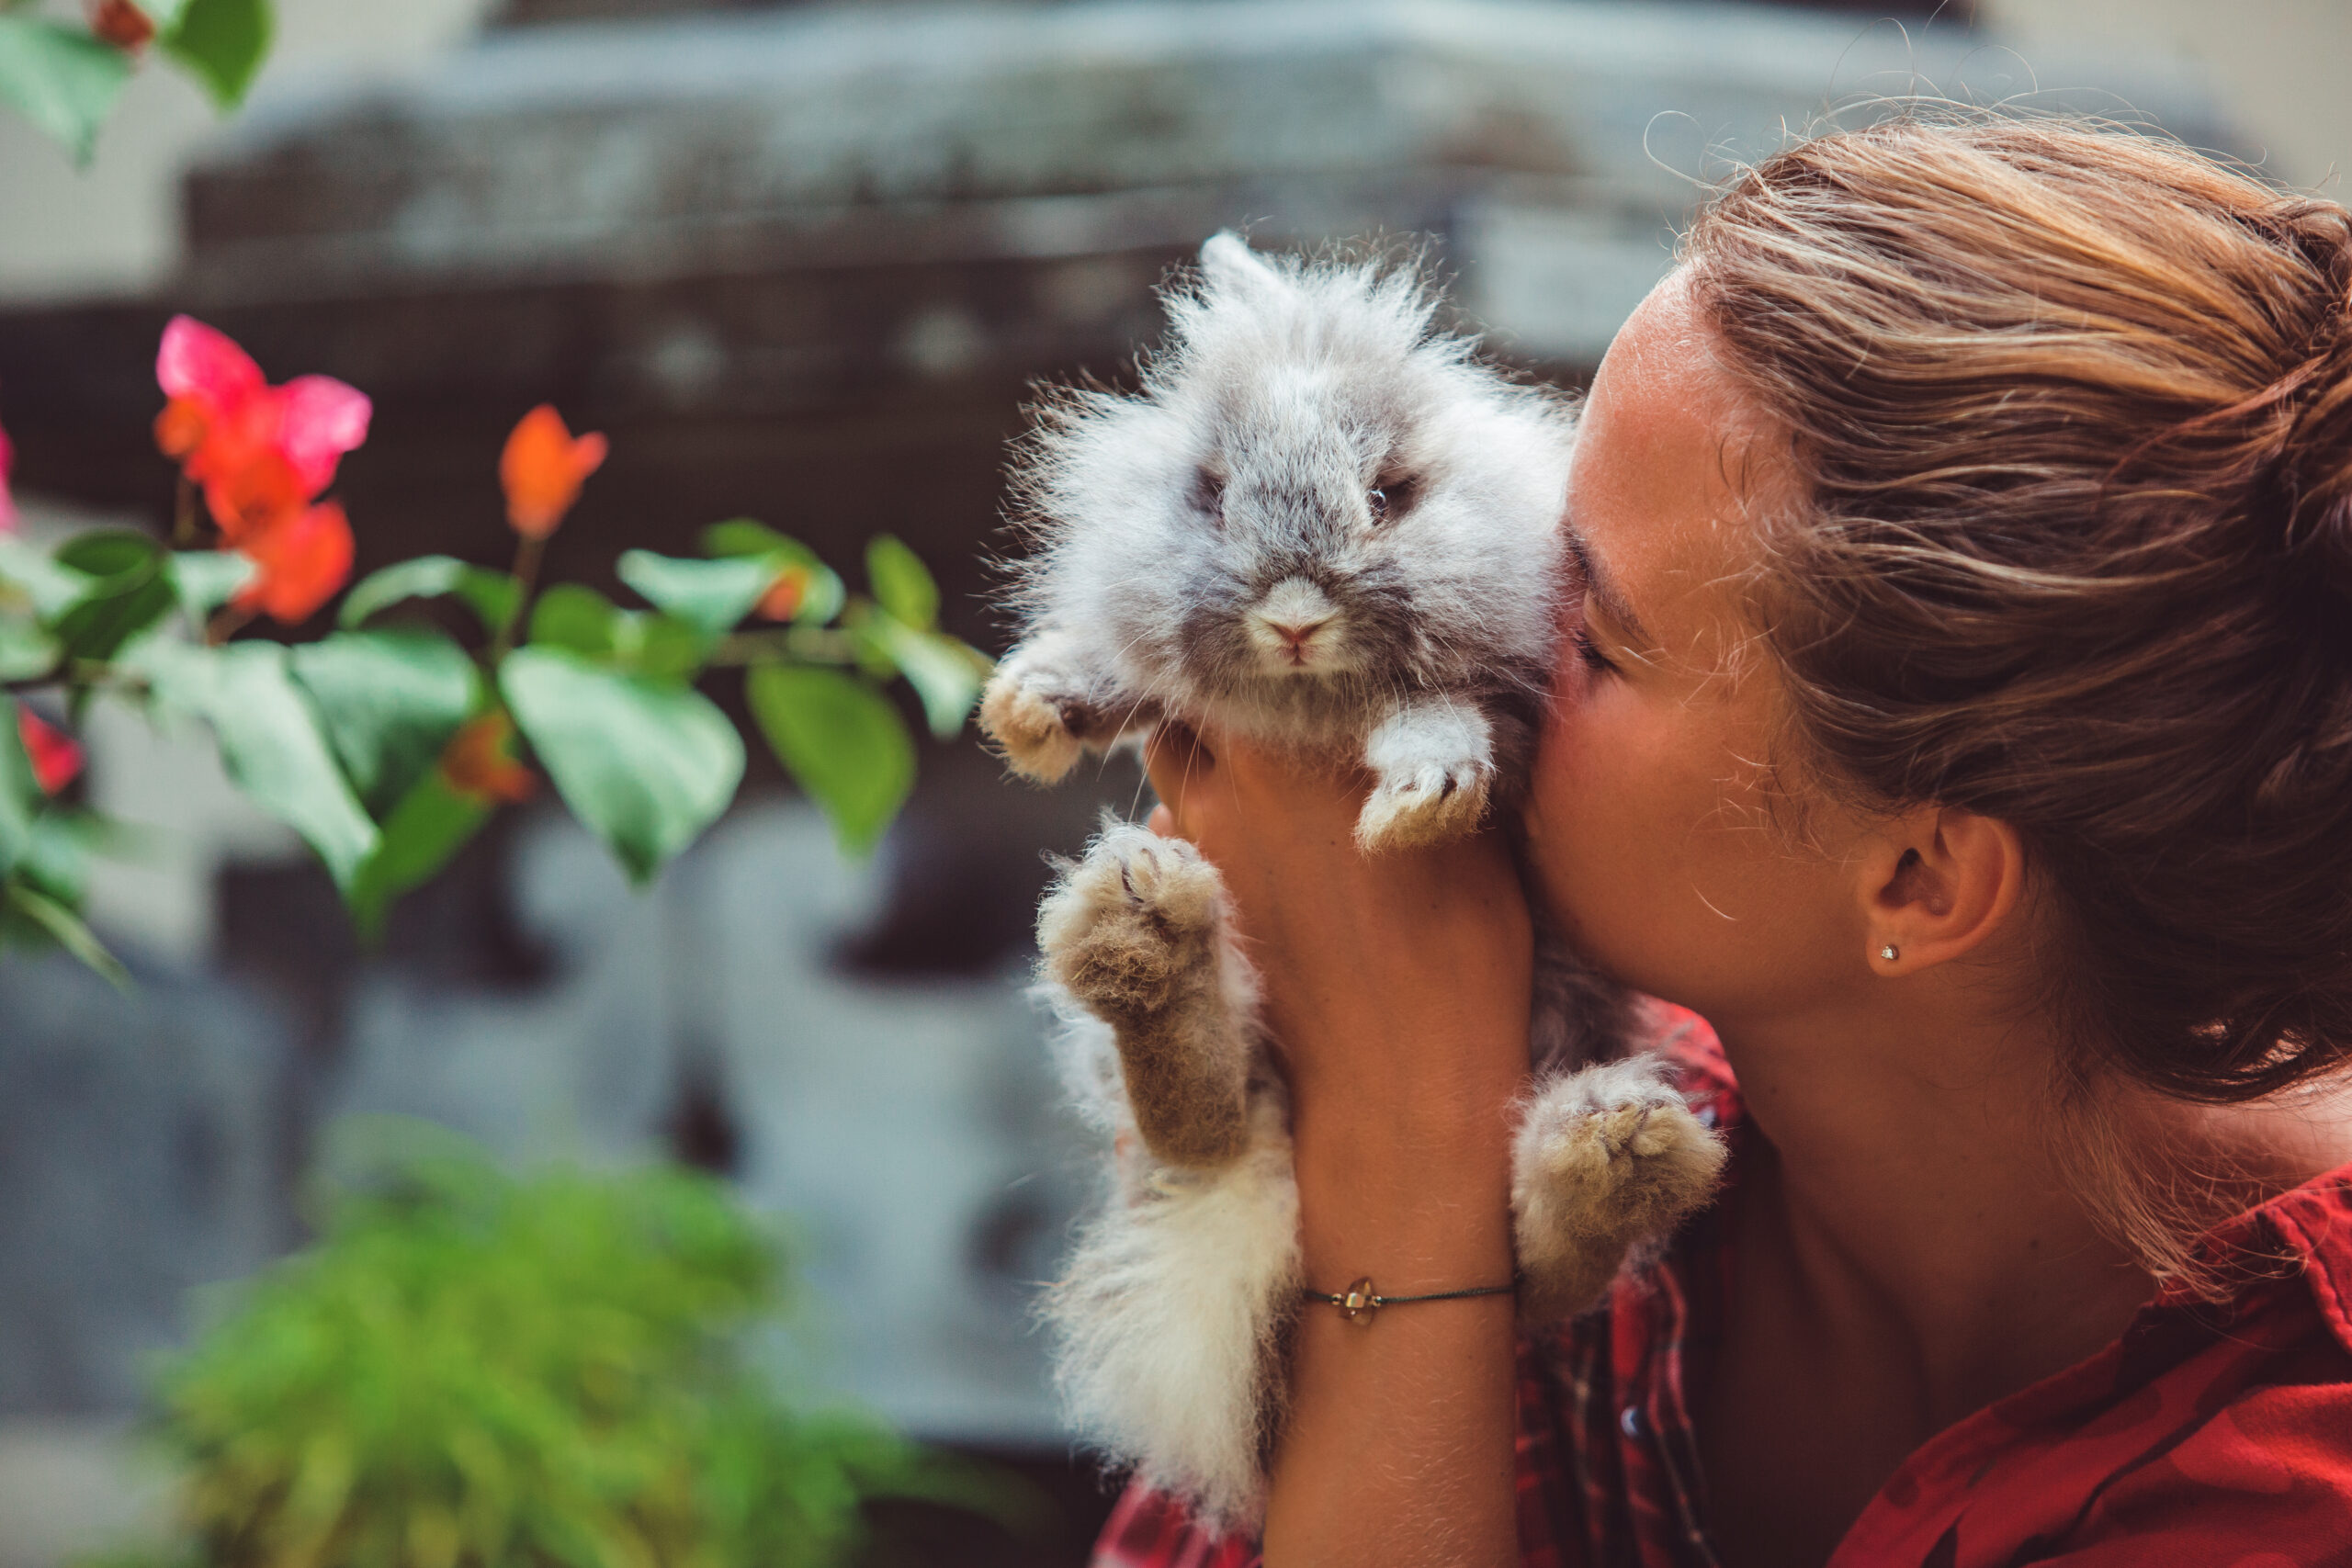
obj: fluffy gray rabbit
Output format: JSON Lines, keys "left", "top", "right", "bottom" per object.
{"left": 982, "top": 233, "right": 1725, "bottom": 1527}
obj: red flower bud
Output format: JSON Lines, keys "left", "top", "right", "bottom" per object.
{"left": 439, "top": 713, "right": 536, "bottom": 804}
{"left": 17, "top": 706, "right": 81, "bottom": 795}
{"left": 88, "top": 0, "right": 154, "bottom": 51}
{"left": 756, "top": 564, "right": 809, "bottom": 622}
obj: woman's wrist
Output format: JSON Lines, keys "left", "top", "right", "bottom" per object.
{"left": 1290, "top": 1079, "right": 1521, "bottom": 1293}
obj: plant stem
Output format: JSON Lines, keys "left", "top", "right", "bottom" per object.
{"left": 205, "top": 604, "right": 254, "bottom": 647}
{"left": 172, "top": 476, "right": 198, "bottom": 547}
{"left": 5, "top": 661, "right": 143, "bottom": 698}
{"left": 706, "top": 626, "right": 857, "bottom": 666}
{"left": 489, "top": 535, "right": 545, "bottom": 665}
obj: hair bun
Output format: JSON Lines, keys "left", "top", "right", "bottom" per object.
{"left": 2263, "top": 263, "right": 2352, "bottom": 592}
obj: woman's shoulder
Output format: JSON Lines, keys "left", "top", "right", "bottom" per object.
{"left": 1834, "top": 1163, "right": 2352, "bottom": 1566}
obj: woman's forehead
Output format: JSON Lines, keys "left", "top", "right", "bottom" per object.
{"left": 1571, "top": 276, "right": 1786, "bottom": 657}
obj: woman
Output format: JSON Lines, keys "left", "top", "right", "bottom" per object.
{"left": 1092, "top": 118, "right": 2352, "bottom": 1566}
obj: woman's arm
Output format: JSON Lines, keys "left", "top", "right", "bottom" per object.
{"left": 1143, "top": 728, "right": 1533, "bottom": 1566}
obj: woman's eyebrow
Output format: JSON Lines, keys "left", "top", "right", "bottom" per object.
{"left": 1563, "top": 526, "right": 1654, "bottom": 649}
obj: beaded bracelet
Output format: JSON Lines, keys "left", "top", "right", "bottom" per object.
{"left": 1303, "top": 1275, "right": 1518, "bottom": 1325}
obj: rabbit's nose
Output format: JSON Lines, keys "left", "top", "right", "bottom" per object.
{"left": 1252, "top": 576, "right": 1343, "bottom": 664}
{"left": 1264, "top": 615, "right": 1330, "bottom": 648}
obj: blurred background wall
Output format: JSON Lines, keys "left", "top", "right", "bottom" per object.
{"left": 0, "top": 1, "right": 2335, "bottom": 1562}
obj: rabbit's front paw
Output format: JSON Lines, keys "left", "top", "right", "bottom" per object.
{"left": 1511, "top": 1059, "right": 1726, "bottom": 1323}
{"left": 980, "top": 666, "right": 1088, "bottom": 784}
{"left": 1356, "top": 754, "right": 1493, "bottom": 851}
{"left": 1358, "top": 701, "right": 1495, "bottom": 851}
{"left": 1039, "top": 825, "right": 1226, "bottom": 1022}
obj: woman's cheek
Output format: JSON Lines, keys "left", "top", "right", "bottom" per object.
{"left": 1524, "top": 688, "right": 1659, "bottom": 953}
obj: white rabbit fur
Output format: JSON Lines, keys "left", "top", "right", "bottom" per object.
{"left": 988, "top": 235, "right": 1726, "bottom": 1529}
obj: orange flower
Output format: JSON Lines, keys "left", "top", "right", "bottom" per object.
{"left": 153, "top": 397, "right": 207, "bottom": 461}
{"left": 439, "top": 713, "right": 535, "bottom": 803}
{"left": 205, "top": 450, "right": 306, "bottom": 547}
{"left": 499, "top": 405, "right": 606, "bottom": 540}
{"left": 16, "top": 706, "right": 81, "bottom": 795}
{"left": 233, "top": 502, "right": 354, "bottom": 626}
{"left": 755, "top": 563, "right": 810, "bottom": 622}
{"left": 88, "top": 0, "right": 154, "bottom": 51}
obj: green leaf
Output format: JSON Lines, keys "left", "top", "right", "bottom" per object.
{"left": 700, "top": 519, "right": 791, "bottom": 559}
{"left": 288, "top": 631, "right": 479, "bottom": 817}
{"left": 867, "top": 619, "right": 991, "bottom": 739}
{"left": 159, "top": 0, "right": 270, "bottom": 109}
{"left": 17, "top": 811, "right": 99, "bottom": 910}
{"left": 130, "top": 0, "right": 193, "bottom": 30}
{"left": 744, "top": 664, "right": 912, "bottom": 857}
{"left": 0, "top": 537, "right": 96, "bottom": 622}
{"left": 6, "top": 882, "right": 127, "bottom": 988}
{"left": 702, "top": 522, "right": 847, "bottom": 625}
{"left": 616, "top": 551, "right": 781, "bottom": 637}
{"left": 55, "top": 531, "right": 161, "bottom": 581}
{"left": 501, "top": 648, "right": 743, "bottom": 885}
{"left": 0, "top": 17, "right": 130, "bottom": 163}
{"left": 129, "top": 639, "right": 379, "bottom": 889}
{"left": 167, "top": 550, "right": 256, "bottom": 626}
{"left": 612, "top": 611, "right": 707, "bottom": 682}
{"left": 339, "top": 556, "right": 519, "bottom": 640}
{"left": 526, "top": 584, "right": 618, "bottom": 658}
{"left": 0, "top": 704, "right": 39, "bottom": 879}
{"left": 0, "top": 619, "right": 58, "bottom": 682}
{"left": 529, "top": 587, "right": 703, "bottom": 681}
{"left": 345, "top": 773, "right": 491, "bottom": 943}
{"left": 51, "top": 531, "right": 174, "bottom": 662}
{"left": 865, "top": 536, "right": 939, "bottom": 630}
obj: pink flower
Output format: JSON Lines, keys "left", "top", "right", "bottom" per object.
{"left": 0, "top": 417, "right": 16, "bottom": 535}
{"left": 17, "top": 706, "right": 81, "bottom": 795}
{"left": 154, "top": 316, "right": 370, "bottom": 541}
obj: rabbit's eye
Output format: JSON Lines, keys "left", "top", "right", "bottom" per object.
{"left": 1367, "top": 473, "right": 1419, "bottom": 525}
{"left": 1191, "top": 467, "right": 1227, "bottom": 525}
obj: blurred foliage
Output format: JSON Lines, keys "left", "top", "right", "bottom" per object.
{"left": 0, "top": 321, "right": 992, "bottom": 978}
{"left": 0, "top": 0, "right": 273, "bottom": 163}
{"left": 85, "top": 1128, "right": 1032, "bottom": 1568}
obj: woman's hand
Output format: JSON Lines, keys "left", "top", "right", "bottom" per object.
{"left": 1142, "top": 724, "right": 1536, "bottom": 1131}
{"left": 1142, "top": 724, "right": 1532, "bottom": 1566}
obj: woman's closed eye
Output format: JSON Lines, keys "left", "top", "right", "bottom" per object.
{"left": 1571, "top": 610, "right": 1619, "bottom": 675}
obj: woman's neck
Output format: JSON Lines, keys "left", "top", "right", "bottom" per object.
{"left": 1713, "top": 964, "right": 2352, "bottom": 1430}
{"left": 1727, "top": 1046, "right": 2149, "bottom": 1430}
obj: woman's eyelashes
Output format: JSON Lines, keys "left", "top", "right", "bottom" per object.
{"left": 1572, "top": 624, "right": 1619, "bottom": 675}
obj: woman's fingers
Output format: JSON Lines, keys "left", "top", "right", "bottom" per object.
{"left": 1144, "top": 720, "right": 1381, "bottom": 850}
{"left": 1143, "top": 721, "right": 1217, "bottom": 835}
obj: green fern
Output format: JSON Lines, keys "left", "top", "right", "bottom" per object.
{"left": 108, "top": 1126, "right": 1012, "bottom": 1568}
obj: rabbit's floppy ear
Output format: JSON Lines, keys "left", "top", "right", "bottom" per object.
{"left": 1199, "top": 231, "right": 1283, "bottom": 302}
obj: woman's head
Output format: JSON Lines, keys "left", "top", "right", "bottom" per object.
{"left": 1569, "top": 115, "right": 2352, "bottom": 1107}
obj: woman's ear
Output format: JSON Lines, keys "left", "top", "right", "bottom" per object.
{"left": 1862, "top": 807, "right": 2027, "bottom": 974}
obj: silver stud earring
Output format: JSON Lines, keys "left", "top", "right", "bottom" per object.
{"left": 1880, "top": 943, "right": 1900, "bottom": 963}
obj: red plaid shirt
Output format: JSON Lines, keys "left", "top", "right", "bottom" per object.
{"left": 1091, "top": 1010, "right": 2352, "bottom": 1567}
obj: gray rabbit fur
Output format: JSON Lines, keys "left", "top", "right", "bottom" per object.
{"left": 982, "top": 233, "right": 1725, "bottom": 1528}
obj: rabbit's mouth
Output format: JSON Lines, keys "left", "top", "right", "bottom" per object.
{"left": 1246, "top": 578, "right": 1354, "bottom": 676}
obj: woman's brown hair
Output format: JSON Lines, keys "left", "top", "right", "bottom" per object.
{"left": 1684, "top": 116, "right": 2352, "bottom": 1121}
